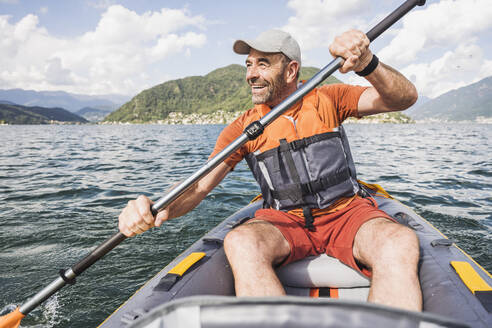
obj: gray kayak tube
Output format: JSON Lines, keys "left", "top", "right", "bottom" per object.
{"left": 128, "top": 296, "right": 470, "bottom": 328}
{"left": 98, "top": 188, "right": 492, "bottom": 328}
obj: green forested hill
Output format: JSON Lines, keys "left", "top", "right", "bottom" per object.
{"left": 104, "top": 64, "right": 341, "bottom": 123}
{"left": 0, "top": 103, "right": 88, "bottom": 124}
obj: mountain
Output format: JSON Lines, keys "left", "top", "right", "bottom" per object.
{"left": 405, "top": 94, "right": 431, "bottom": 116}
{"left": 75, "top": 107, "right": 113, "bottom": 122}
{"left": 104, "top": 64, "right": 341, "bottom": 123}
{"left": 409, "top": 76, "right": 492, "bottom": 122}
{"left": 0, "top": 89, "right": 129, "bottom": 113}
{"left": 0, "top": 100, "right": 17, "bottom": 105}
{"left": 0, "top": 103, "right": 88, "bottom": 124}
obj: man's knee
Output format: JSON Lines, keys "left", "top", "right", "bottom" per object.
{"left": 224, "top": 225, "right": 258, "bottom": 257}
{"left": 376, "top": 223, "right": 420, "bottom": 268}
{"left": 223, "top": 221, "right": 290, "bottom": 265}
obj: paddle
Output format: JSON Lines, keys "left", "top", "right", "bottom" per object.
{"left": 0, "top": 1, "right": 425, "bottom": 327}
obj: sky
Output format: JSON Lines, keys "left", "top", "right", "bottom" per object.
{"left": 0, "top": 0, "right": 491, "bottom": 99}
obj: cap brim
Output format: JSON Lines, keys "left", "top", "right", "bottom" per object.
{"left": 233, "top": 40, "right": 252, "bottom": 55}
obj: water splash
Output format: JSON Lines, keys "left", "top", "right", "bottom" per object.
{"left": 42, "top": 295, "right": 60, "bottom": 327}
{"left": 0, "top": 296, "right": 61, "bottom": 328}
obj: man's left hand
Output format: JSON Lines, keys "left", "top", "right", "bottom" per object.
{"left": 329, "top": 30, "right": 372, "bottom": 74}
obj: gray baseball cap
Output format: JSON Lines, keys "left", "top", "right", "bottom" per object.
{"left": 233, "top": 29, "right": 301, "bottom": 66}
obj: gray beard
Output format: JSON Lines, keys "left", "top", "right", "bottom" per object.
{"left": 251, "top": 75, "right": 287, "bottom": 106}
{"left": 252, "top": 85, "right": 274, "bottom": 105}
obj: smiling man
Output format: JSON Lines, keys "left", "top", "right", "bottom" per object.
{"left": 118, "top": 29, "right": 421, "bottom": 311}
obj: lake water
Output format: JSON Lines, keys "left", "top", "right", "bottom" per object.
{"left": 0, "top": 123, "right": 491, "bottom": 328}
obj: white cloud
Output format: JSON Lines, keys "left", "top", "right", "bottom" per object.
{"left": 283, "top": 0, "right": 492, "bottom": 98}
{"left": 401, "top": 41, "right": 492, "bottom": 98}
{"left": 376, "top": 0, "right": 492, "bottom": 98}
{"left": 44, "top": 57, "right": 75, "bottom": 85}
{"left": 282, "top": 0, "right": 370, "bottom": 52}
{"left": 378, "top": 0, "right": 492, "bottom": 66}
{"left": 0, "top": 5, "right": 207, "bottom": 95}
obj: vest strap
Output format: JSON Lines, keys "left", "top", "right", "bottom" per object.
{"left": 289, "top": 132, "right": 340, "bottom": 151}
{"left": 256, "top": 131, "right": 341, "bottom": 160}
{"left": 303, "top": 207, "right": 315, "bottom": 231}
{"left": 271, "top": 168, "right": 351, "bottom": 201}
{"left": 278, "top": 139, "right": 304, "bottom": 203}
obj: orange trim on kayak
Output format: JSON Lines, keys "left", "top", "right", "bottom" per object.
{"left": 309, "top": 288, "right": 319, "bottom": 298}
{"left": 329, "top": 288, "right": 339, "bottom": 299}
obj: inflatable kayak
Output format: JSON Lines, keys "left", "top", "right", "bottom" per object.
{"left": 98, "top": 183, "right": 492, "bottom": 328}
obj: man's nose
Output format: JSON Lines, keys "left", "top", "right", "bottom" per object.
{"left": 246, "top": 65, "right": 259, "bottom": 82}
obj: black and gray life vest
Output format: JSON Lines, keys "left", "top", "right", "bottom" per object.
{"left": 245, "top": 125, "right": 359, "bottom": 229}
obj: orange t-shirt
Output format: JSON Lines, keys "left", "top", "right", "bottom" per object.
{"left": 209, "top": 83, "right": 368, "bottom": 217}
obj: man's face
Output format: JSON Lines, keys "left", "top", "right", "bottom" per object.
{"left": 245, "top": 49, "right": 288, "bottom": 107}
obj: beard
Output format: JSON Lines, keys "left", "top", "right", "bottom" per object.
{"left": 249, "top": 71, "right": 288, "bottom": 107}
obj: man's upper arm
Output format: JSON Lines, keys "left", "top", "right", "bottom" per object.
{"left": 356, "top": 63, "right": 418, "bottom": 117}
{"left": 357, "top": 86, "right": 393, "bottom": 117}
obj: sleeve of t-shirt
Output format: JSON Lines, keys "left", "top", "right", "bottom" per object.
{"left": 208, "top": 116, "right": 247, "bottom": 170}
{"left": 319, "top": 84, "right": 368, "bottom": 122}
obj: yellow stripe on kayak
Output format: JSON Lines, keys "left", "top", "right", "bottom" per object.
{"left": 168, "top": 252, "right": 206, "bottom": 276}
{"left": 451, "top": 261, "right": 492, "bottom": 294}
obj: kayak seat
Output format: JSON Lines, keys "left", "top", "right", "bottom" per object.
{"left": 276, "top": 254, "right": 370, "bottom": 288}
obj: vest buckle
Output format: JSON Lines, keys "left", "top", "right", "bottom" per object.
{"left": 290, "top": 138, "right": 306, "bottom": 151}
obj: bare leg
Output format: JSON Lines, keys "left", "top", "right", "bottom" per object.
{"left": 223, "top": 220, "right": 291, "bottom": 296}
{"left": 353, "top": 218, "right": 422, "bottom": 311}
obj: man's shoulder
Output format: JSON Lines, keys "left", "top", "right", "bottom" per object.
{"left": 230, "top": 106, "right": 261, "bottom": 128}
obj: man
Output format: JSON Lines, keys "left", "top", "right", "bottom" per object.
{"left": 118, "top": 29, "right": 421, "bottom": 311}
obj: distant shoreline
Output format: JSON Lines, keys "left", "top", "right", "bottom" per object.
{"left": 101, "top": 110, "right": 417, "bottom": 125}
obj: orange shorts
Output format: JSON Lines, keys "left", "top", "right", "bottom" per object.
{"left": 252, "top": 197, "right": 395, "bottom": 277}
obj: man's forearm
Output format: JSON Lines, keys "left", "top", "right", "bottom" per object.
{"left": 365, "top": 61, "right": 418, "bottom": 111}
{"left": 164, "top": 182, "right": 208, "bottom": 219}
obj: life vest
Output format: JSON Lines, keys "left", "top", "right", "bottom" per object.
{"left": 245, "top": 89, "right": 360, "bottom": 229}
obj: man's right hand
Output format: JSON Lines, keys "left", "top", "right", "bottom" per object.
{"left": 118, "top": 162, "right": 231, "bottom": 237}
{"left": 118, "top": 195, "right": 169, "bottom": 237}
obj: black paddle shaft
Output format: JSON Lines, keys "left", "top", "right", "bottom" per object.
{"left": 366, "top": 0, "right": 426, "bottom": 41}
{"left": 19, "top": 0, "right": 426, "bottom": 316}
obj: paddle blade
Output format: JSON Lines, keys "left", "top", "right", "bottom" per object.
{"left": 0, "top": 308, "right": 24, "bottom": 328}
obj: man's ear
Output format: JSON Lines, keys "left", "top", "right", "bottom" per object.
{"left": 285, "top": 61, "right": 300, "bottom": 84}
